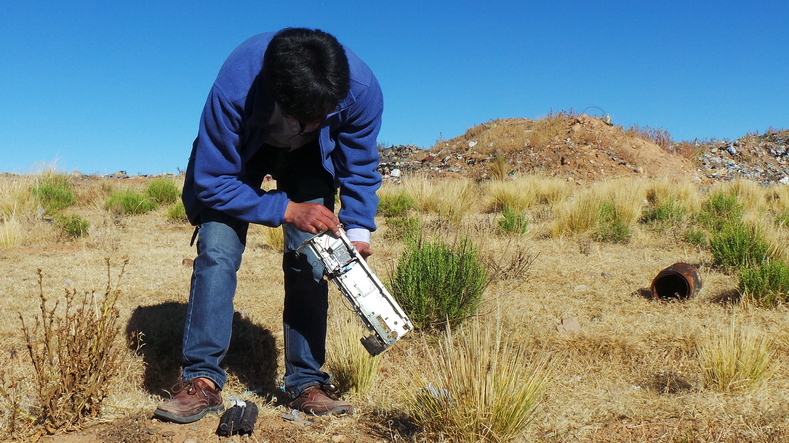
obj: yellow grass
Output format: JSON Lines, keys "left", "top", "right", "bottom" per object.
{"left": 548, "top": 177, "right": 648, "bottom": 238}
{"left": 0, "top": 212, "right": 24, "bottom": 249}
{"left": 250, "top": 224, "right": 284, "bottom": 251}
{"left": 596, "top": 178, "right": 648, "bottom": 226}
{"left": 326, "top": 308, "right": 381, "bottom": 396}
{"left": 644, "top": 177, "right": 703, "bottom": 214}
{"left": 0, "top": 174, "right": 39, "bottom": 219}
{"left": 4, "top": 173, "right": 789, "bottom": 441}
{"left": 408, "top": 317, "right": 550, "bottom": 442}
{"left": 549, "top": 189, "right": 604, "bottom": 237}
{"left": 698, "top": 318, "right": 777, "bottom": 392}
{"left": 483, "top": 177, "right": 538, "bottom": 212}
{"left": 766, "top": 183, "right": 789, "bottom": 215}
{"left": 0, "top": 173, "right": 57, "bottom": 247}
{"left": 401, "top": 173, "right": 478, "bottom": 223}
{"left": 716, "top": 178, "right": 770, "bottom": 215}
{"left": 482, "top": 174, "right": 573, "bottom": 214}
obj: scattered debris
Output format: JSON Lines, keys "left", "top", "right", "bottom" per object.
{"left": 282, "top": 409, "right": 313, "bottom": 427}
{"left": 693, "top": 130, "right": 789, "bottom": 184}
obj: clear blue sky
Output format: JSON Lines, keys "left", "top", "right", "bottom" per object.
{"left": 1, "top": 1, "right": 787, "bottom": 175}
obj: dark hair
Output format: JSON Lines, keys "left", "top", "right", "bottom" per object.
{"left": 263, "top": 28, "right": 350, "bottom": 122}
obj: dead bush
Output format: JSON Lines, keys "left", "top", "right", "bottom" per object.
{"left": 2, "top": 260, "right": 128, "bottom": 435}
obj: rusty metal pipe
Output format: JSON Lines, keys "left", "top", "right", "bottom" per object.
{"left": 650, "top": 263, "right": 702, "bottom": 301}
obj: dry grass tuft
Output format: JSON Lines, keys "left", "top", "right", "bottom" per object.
{"left": 697, "top": 319, "right": 777, "bottom": 392}
{"left": 326, "top": 311, "right": 381, "bottom": 396}
{"left": 550, "top": 189, "right": 604, "bottom": 237}
{"left": 408, "top": 317, "right": 550, "bottom": 442}
{"left": 716, "top": 179, "right": 770, "bottom": 215}
{"left": 0, "top": 174, "right": 39, "bottom": 219}
{"left": 525, "top": 111, "right": 574, "bottom": 148}
{"left": 0, "top": 212, "right": 25, "bottom": 249}
{"left": 401, "top": 174, "right": 478, "bottom": 223}
{"left": 548, "top": 178, "right": 646, "bottom": 239}
{"left": 250, "top": 224, "right": 284, "bottom": 251}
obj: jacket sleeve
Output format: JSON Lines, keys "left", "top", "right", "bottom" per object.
{"left": 333, "top": 75, "right": 384, "bottom": 234}
{"left": 190, "top": 87, "right": 290, "bottom": 226}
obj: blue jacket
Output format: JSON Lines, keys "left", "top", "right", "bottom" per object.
{"left": 182, "top": 32, "right": 383, "bottom": 235}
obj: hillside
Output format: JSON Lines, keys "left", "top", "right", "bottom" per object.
{"left": 378, "top": 114, "right": 789, "bottom": 184}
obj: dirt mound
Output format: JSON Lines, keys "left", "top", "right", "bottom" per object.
{"left": 382, "top": 115, "right": 698, "bottom": 182}
{"left": 379, "top": 116, "right": 789, "bottom": 184}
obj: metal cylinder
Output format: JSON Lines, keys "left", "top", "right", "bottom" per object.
{"left": 650, "top": 262, "right": 702, "bottom": 301}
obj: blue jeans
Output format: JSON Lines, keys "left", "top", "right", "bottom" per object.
{"left": 182, "top": 142, "right": 336, "bottom": 398}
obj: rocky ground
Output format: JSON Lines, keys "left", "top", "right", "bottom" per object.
{"left": 378, "top": 115, "right": 789, "bottom": 185}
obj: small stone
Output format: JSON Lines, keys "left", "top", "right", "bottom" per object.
{"left": 556, "top": 317, "right": 581, "bottom": 333}
{"left": 573, "top": 284, "right": 588, "bottom": 292}
{"left": 332, "top": 435, "right": 348, "bottom": 443}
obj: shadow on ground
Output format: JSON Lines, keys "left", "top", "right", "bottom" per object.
{"left": 126, "top": 302, "right": 278, "bottom": 398}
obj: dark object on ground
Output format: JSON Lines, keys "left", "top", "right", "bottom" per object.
{"left": 217, "top": 401, "right": 259, "bottom": 436}
{"left": 650, "top": 263, "right": 702, "bottom": 301}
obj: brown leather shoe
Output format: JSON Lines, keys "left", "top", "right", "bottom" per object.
{"left": 286, "top": 384, "right": 353, "bottom": 416}
{"left": 154, "top": 378, "right": 224, "bottom": 424}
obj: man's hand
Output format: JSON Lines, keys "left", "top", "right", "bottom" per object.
{"left": 352, "top": 241, "right": 373, "bottom": 260}
{"left": 284, "top": 202, "right": 341, "bottom": 236}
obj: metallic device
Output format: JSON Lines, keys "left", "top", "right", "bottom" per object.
{"left": 301, "top": 229, "right": 413, "bottom": 356}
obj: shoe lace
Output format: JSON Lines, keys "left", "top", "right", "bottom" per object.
{"left": 171, "top": 379, "right": 198, "bottom": 395}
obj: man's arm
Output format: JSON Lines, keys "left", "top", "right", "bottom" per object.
{"left": 189, "top": 88, "right": 290, "bottom": 227}
{"left": 332, "top": 73, "right": 384, "bottom": 243}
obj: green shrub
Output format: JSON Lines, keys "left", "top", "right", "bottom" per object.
{"left": 383, "top": 216, "right": 421, "bottom": 241}
{"left": 55, "top": 214, "right": 90, "bottom": 239}
{"left": 683, "top": 229, "right": 708, "bottom": 247}
{"left": 105, "top": 190, "right": 158, "bottom": 215}
{"left": 698, "top": 192, "right": 742, "bottom": 230}
{"left": 594, "top": 202, "right": 632, "bottom": 243}
{"left": 499, "top": 206, "right": 529, "bottom": 235}
{"left": 709, "top": 221, "right": 770, "bottom": 272}
{"left": 166, "top": 201, "right": 188, "bottom": 222}
{"left": 595, "top": 219, "right": 632, "bottom": 243}
{"left": 740, "top": 259, "right": 789, "bottom": 307}
{"left": 640, "top": 197, "right": 686, "bottom": 224}
{"left": 33, "top": 174, "right": 76, "bottom": 213}
{"left": 145, "top": 177, "right": 180, "bottom": 205}
{"left": 390, "top": 237, "right": 487, "bottom": 331}
{"left": 378, "top": 192, "right": 415, "bottom": 217}
{"left": 775, "top": 211, "right": 789, "bottom": 228}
